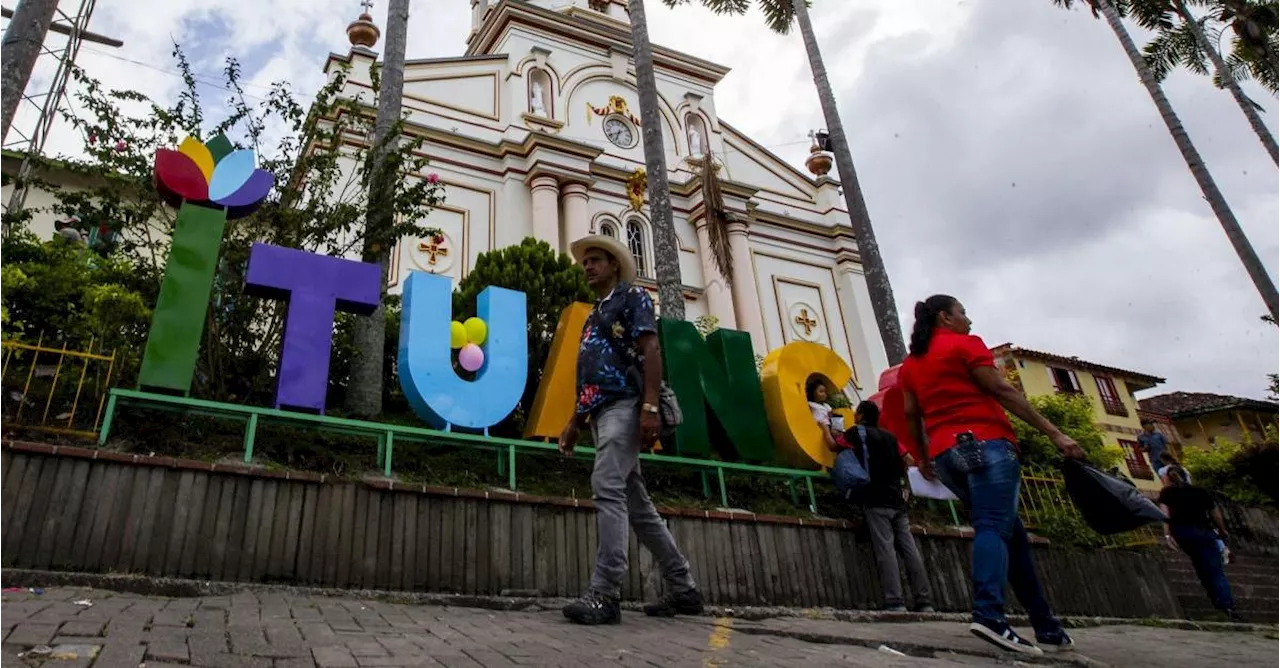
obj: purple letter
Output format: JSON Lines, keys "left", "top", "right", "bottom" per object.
{"left": 244, "top": 243, "right": 380, "bottom": 413}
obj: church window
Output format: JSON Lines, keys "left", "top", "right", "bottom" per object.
{"left": 626, "top": 219, "right": 649, "bottom": 278}
{"left": 600, "top": 221, "right": 618, "bottom": 238}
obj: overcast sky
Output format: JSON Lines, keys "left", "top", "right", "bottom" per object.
{"left": 8, "top": 0, "right": 1278, "bottom": 400}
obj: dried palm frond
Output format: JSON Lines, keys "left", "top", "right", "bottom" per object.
{"left": 698, "top": 157, "right": 734, "bottom": 283}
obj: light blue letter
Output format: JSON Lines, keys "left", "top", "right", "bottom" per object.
{"left": 398, "top": 271, "right": 528, "bottom": 430}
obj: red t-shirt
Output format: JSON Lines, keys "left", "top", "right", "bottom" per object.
{"left": 899, "top": 330, "right": 1017, "bottom": 459}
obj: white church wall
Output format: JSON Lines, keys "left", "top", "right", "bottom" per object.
{"left": 749, "top": 237, "right": 866, "bottom": 390}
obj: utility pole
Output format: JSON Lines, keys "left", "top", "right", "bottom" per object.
{"left": 344, "top": 0, "right": 409, "bottom": 417}
{"left": 1, "top": 0, "right": 59, "bottom": 142}
{"left": 1, "top": 0, "right": 122, "bottom": 226}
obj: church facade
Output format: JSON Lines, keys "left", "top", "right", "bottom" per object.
{"left": 329, "top": 0, "right": 889, "bottom": 391}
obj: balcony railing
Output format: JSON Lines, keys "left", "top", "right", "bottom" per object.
{"left": 1101, "top": 397, "right": 1129, "bottom": 417}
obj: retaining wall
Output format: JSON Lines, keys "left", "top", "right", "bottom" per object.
{"left": 0, "top": 441, "right": 1204, "bottom": 620}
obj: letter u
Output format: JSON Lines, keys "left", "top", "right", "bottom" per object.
{"left": 397, "top": 271, "right": 528, "bottom": 430}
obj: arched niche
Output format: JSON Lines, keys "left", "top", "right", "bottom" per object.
{"left": 527, "top": 68, "right": 553, "bottom": 118}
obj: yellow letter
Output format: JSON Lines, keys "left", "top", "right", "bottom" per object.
{"left": 759, "top": 341, "right": 853, "bottom": 469}
{"left": 523, "top": 302, "right": 592, "bottom": 440}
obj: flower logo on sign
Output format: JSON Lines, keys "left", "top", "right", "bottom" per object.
{"left": 154, "top": 135, "right": 274, "bottom": 219}
{"left": 450, "top": 316, "right": 488, "bottom": 372}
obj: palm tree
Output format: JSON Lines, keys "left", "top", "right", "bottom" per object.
{"left": 667, "top": 0, "right": 909, "bottom": 364}
{"left": 1134, "top": 0, "right": 1277, "bottom": 163}
{"left": 1219, "top": 0, "right": 1278, "bottom": 88}
{"left": 627, "top": 0, "right": 687, "bottom": 319}
{"left": 1059, "top": 0, "right": 1277, "bottom": 319}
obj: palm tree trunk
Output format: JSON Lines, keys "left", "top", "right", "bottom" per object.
{"left": 627, "top": 0, "right": 685, "bottom": 320}
{"left": 346, "top": 0, "right": 409, "bottom": 417}
{"left": 1099, "top": 0, "right": 1277, "bottom": 320}
{"left": 1177, "top": 0, "right": 1278, "bottom": 164}
{"left": 793, "top": 0, "right": 907, "bottom": 364}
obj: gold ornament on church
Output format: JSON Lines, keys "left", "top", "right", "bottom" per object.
{"left": 626, "top": 168, "right": 647, "bottom": 211}
{"left": 587, "top": 96, "right": 641, "bottom": 126}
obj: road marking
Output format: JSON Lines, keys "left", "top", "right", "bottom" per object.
{"left": 703, "top": 617, "right": 734, "bottom": 667}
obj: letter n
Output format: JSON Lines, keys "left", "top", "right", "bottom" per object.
{"left": 659, "top": 319, "right": 774, "bottom": 463}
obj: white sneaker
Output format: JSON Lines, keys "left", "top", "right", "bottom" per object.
{"left": 969, "top": 621, "right": 1044, "bottom": 656}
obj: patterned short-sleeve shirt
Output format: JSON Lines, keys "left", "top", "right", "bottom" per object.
{"left": 576, "top": 282, "right": 657, "bottom": 416}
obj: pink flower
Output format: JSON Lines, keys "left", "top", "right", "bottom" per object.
{"left": 426, "top": 173, "right": 440, "bottom": 184}
{"left": 114, "top": 140, "right": 127, "bottom": 152}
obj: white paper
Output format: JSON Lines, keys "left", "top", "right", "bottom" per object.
{"left": 907, "top": 467, "right": 959, "bottom": 501}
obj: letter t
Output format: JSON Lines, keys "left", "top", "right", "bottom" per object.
{"left": 244, "top": 243, "right": 381, "bottom": 413}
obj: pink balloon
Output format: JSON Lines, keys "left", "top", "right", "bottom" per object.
{"left": 458, "top": 343, "right": 485, "bottom": 372}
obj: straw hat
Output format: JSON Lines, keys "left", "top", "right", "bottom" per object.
{"left": 569, "top": 234, "right": 637, "bottom": 283}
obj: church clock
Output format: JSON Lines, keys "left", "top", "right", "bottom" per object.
{"left": 602, "top": 115, "right": 636, "bottom": 148}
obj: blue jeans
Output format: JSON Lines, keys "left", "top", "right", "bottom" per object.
{"left": 934, "top": 439, "right": 1063, "bottom": 637}
{"left": 1172, "top": 524, "right": 1235, "bottom": 611}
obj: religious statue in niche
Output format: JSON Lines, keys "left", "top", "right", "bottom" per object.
{"left": 689, "top": 127, "right": 703, "bottom": 156}
{"left": 530, "top": 79, "right": 548, "bottom": 117}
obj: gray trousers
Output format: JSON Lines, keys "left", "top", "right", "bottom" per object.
{"left": 865, "top": 506, "right": 933, "bottom": 608}
{"left": 587, "top": 397, "right": 696, "bottom": 599}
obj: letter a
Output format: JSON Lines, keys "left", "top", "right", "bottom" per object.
{"left": 398, "top": 271, "right": 527, "bottom": 430}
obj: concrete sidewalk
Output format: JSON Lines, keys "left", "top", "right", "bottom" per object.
{"left": 1, "top": 586, "right": 1275, "bottom": 667}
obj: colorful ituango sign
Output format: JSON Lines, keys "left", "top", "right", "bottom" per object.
{"left": 140, "top": 142, "right": 858, "bottom": 469}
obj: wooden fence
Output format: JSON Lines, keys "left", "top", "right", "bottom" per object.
{"left": 0, "top": 445, "right": 1186, "bottom": 619}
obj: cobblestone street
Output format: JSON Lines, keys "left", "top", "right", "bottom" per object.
{"left": 1, "top": 587, "right": 1274, "bottom": 667}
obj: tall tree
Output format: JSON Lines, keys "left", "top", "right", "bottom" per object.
{"left": 1134, "top": 0, "right": 1278, "bottom": 163}
{"left": 1058, "top": 0, "right": 1278, "bottom": 320}
{"left": 346, "top": 0, "right": 411, "bottom": 418}
{"left": 626, "top": 0, "right": 686, "bottom": 319}
{"left": 670, "top": 0, "right": 909, "bottom": 364}
{"left": 1219, "top": 0, "right": 1279, "bottom": 87}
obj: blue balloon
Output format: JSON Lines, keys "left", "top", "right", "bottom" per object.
{"left": 398, "top": 271, "right": 527, "bottom": 430}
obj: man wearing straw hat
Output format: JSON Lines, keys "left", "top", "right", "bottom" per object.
{"left": 558, "top": 234, "right": 703, "bottom": 625}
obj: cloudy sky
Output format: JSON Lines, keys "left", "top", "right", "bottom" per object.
{"left": 8, "top": 0, "right": 1278, "bottom": 400}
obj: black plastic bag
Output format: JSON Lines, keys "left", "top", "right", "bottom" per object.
{"left": 1061, "top": 459, "right": 1167, "bottom": 535}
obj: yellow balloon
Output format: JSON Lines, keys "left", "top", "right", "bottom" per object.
{"left": 464, "top": 317, "right": 488, "bottom": 346}
{"left": 449, "top": 321, "right": 467, "bottom": 349}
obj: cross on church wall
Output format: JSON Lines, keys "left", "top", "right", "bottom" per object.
{"left": 418, "top": 237, "right": 448, "bottom": 266}
{"left": 794, "top": 308, "right": 817, "bottom": 336}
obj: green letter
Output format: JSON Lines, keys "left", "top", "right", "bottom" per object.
{"left": 659, "top": 319, "right": 774, "bottom": 463}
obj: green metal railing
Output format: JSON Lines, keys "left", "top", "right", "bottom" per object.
{"left": 100, "top": 388, "right": 826, "bottom": 512}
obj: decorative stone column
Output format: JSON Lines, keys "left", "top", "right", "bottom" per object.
{"left": 834, "top": 258, "right": 888, "bottom": 385}
{"left": 693, "top": 216, "right": 737, "bottom": 330}
{"left": 726, "top": 221, "right": 765, "bottom": 351}
{"left": 529, "top": 175, "right": 561, "bottom": 250}
{"left": 560, "top": 182, "right": 590, "bottom": 251}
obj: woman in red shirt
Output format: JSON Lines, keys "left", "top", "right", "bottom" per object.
{"left": 902, "top": 295, "right": 1083, "bottom": 657}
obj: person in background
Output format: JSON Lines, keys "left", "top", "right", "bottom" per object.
{"left": 1157, "top": 451, "right": 1189, "bottom": 484}
{"left": 558, "top": 234, "right": 703, "bottom": 625}
{"left": 1159, "top": 467, "right": 1240, "bottom": 622}
{"left": 1156, "top": 453, "right": 1231, "bottom": 564}
{"left": 807, "top": 378, "right": 843, "bottom": 450}
{"left": 1138, "top": 419, "right": 1168, "bottom": 477}
{"left": 902, "top": 295, "right": 1083, "bottom": 656}
{"left": 839, "top": 400, "right": 935, "bottom": 613}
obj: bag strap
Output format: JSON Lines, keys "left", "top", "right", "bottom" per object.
{"left": 856, "top": 426, "right": 870, "bottom": 473}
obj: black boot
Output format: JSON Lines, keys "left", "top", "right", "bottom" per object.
{"left": 563, "top": 591, "right": 621, "bottom": 625}
{"left": 643, "top": 588, "right": 704, "bottom": 617}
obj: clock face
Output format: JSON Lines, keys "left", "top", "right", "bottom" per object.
{"left": 603, "top": 116, "right": 635, "bottom": 148}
